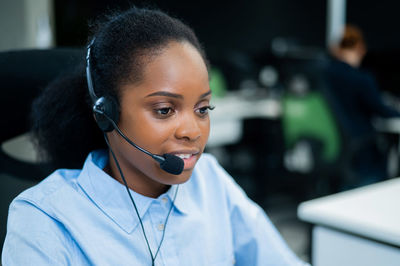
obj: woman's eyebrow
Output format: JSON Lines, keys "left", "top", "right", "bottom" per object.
{"left": 199, "top": 90, "right": 212, "bottom": 99}
{"left": 145, "top": 90, "right": 212, "bottom": 99}
{"left": 145, "top": 91, "right": 183, "bottom": 99}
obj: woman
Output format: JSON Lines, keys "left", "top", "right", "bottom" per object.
{"left": 326, "top": 25, "right": 400, "bottom": 187}
{"left": 2, "top": 7, "right": 307, "bottom": 265}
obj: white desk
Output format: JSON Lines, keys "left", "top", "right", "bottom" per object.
{"left": 207, "top": 95, "right": 281, "bottom": 147}
{"left": 374, "top": 117, "right": 400, "bottom": 134}
{"left": 373, "top": 117, "right": 400, "bottom": 176}
{"left": 298, "top": 178, "right": 400, "bottom": 266}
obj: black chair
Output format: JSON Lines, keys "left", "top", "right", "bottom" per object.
{"left": 0, "top": 48, "right": 85, "bottom": 251}
{"left": 0, "top": 48, "right": 85, "bottom": 181}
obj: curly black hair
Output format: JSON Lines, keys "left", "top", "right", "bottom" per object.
{"left": 31, "top": 7, "right": 208, "bottom": 169}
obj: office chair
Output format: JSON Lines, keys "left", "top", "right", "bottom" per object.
{"left": 282, "top": 91, "right": 340, "bottom": 164}
{"left": 0, "top": 48, "right": 85, "bottom": 181}
{"left": 281, "top": 59, "right": 391, "bottom": 197}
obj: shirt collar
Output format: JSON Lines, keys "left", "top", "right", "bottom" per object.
{"left": 77, "top": 150, "right": 190, "bottom": 233}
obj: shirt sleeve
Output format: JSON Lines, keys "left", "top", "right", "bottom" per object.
{"left": 2, "top": 198, "right": 81, "bottom": 265}
{"left": 208, "top": 156, "right": 309, "bottom": 266}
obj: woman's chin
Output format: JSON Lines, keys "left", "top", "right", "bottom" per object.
{"left": 163, "top": 168, "right": 194, "bottom": 185}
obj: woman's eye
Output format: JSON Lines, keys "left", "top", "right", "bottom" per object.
{"left": 156, "top": 107, "right": 174, "bottom": 116}
{"left": 197, "top": 105, "right": 215, "bottom": 116}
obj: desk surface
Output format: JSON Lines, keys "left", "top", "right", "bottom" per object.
{"left": 210, "top": 95, "right": 281, "bottom": 121}
{"left": 207, "top": 95, "right": 281, "bottom": 147}
{"left": 298, "top": 178, "right": 400, "bottom": 246}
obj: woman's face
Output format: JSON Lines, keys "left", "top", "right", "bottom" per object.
{"left": 107, "top": 41, "right": 211, "bottom": 197}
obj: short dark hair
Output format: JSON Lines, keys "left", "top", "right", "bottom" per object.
{"left": 31, "top": 7, "right": 208, "bottom": 170}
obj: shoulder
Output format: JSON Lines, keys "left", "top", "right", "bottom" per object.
{"left": 6, "top": 168, "right": 84, "bottom": 233}
{"left": 15, "top": 168, "right": 81, "bottom": 208}
{"left": 10, "top": 150, "right": 105, "bottom": 215}
{"left": 6, "top": 168, "right": 82, "bottom": 228}
{"left": 3, "top": 170, "right": 82, "bottom": 265}
{"left": 358, "top": 68, "right": 378, "bottom": 85}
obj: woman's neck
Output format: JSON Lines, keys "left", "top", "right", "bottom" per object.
{"left": 105, "top": 156, "right": 170, "bottom": 198}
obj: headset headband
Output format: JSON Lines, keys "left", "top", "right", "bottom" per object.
{"left": 86, "top": 38, "right": 97, "bottom": 103}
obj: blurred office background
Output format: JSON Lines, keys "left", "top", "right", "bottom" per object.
{"left": 2, "top": 0, "right": 400, "bottom": 263}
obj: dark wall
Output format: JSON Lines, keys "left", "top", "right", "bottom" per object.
{"left": 54, "top": 0, "right": 326, "bottom": 61}
{"left": 54, "top": 0, "right": 400, "bottom": 94}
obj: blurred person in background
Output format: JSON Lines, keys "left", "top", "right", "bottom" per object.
{"left": 325, "top": 24, "right": 400, "bottom": 188}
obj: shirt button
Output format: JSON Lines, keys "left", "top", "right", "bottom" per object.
{"left": 157, "top": 223, "right": 165, "bottom": 231}
{"left": 162, "top": 197, "right": 168, "bottom": 203}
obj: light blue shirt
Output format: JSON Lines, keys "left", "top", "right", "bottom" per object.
{"left": 2, "top": 150, "right": 307, "bottom": 265}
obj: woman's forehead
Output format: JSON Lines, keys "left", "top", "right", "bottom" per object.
{"left": 143, "top": 41, "right": 207, "bottom": 78}
{"left": 122, "top": 42, "right": 209, "bottom": 97}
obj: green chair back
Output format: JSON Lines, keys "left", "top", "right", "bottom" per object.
{"left": 282, "top": 91, "right": 341, "bottom": 162}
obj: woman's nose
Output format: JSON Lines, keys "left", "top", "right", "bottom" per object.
{"left": 175, "top": 113, "right": 201, "bottom": 141}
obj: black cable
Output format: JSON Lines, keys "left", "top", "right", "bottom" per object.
{"left": 103, "top": 134, "right": 179, "bottom": 265}
{"left": 153, "top": 183, "right": 179, "bottom": 260}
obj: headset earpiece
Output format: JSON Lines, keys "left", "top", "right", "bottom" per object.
{"left": 93, "top": 96, "right": 119, "bottom": 132}
{"left": 86, "top": 38, "right": 120, "bottom": 133}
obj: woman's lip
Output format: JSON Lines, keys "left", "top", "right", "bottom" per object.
{"left": 179, "top": 153, "right": 198, "bottom": 170}
{"left": 168, "top": 150, "right": 200, "bottom": 155}
{"left": 167, "top": 151, "right": 200, "bottom": 170}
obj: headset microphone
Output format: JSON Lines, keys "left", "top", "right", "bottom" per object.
{"left": 160, "top": 154, "right": 185, "bottom": 175}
